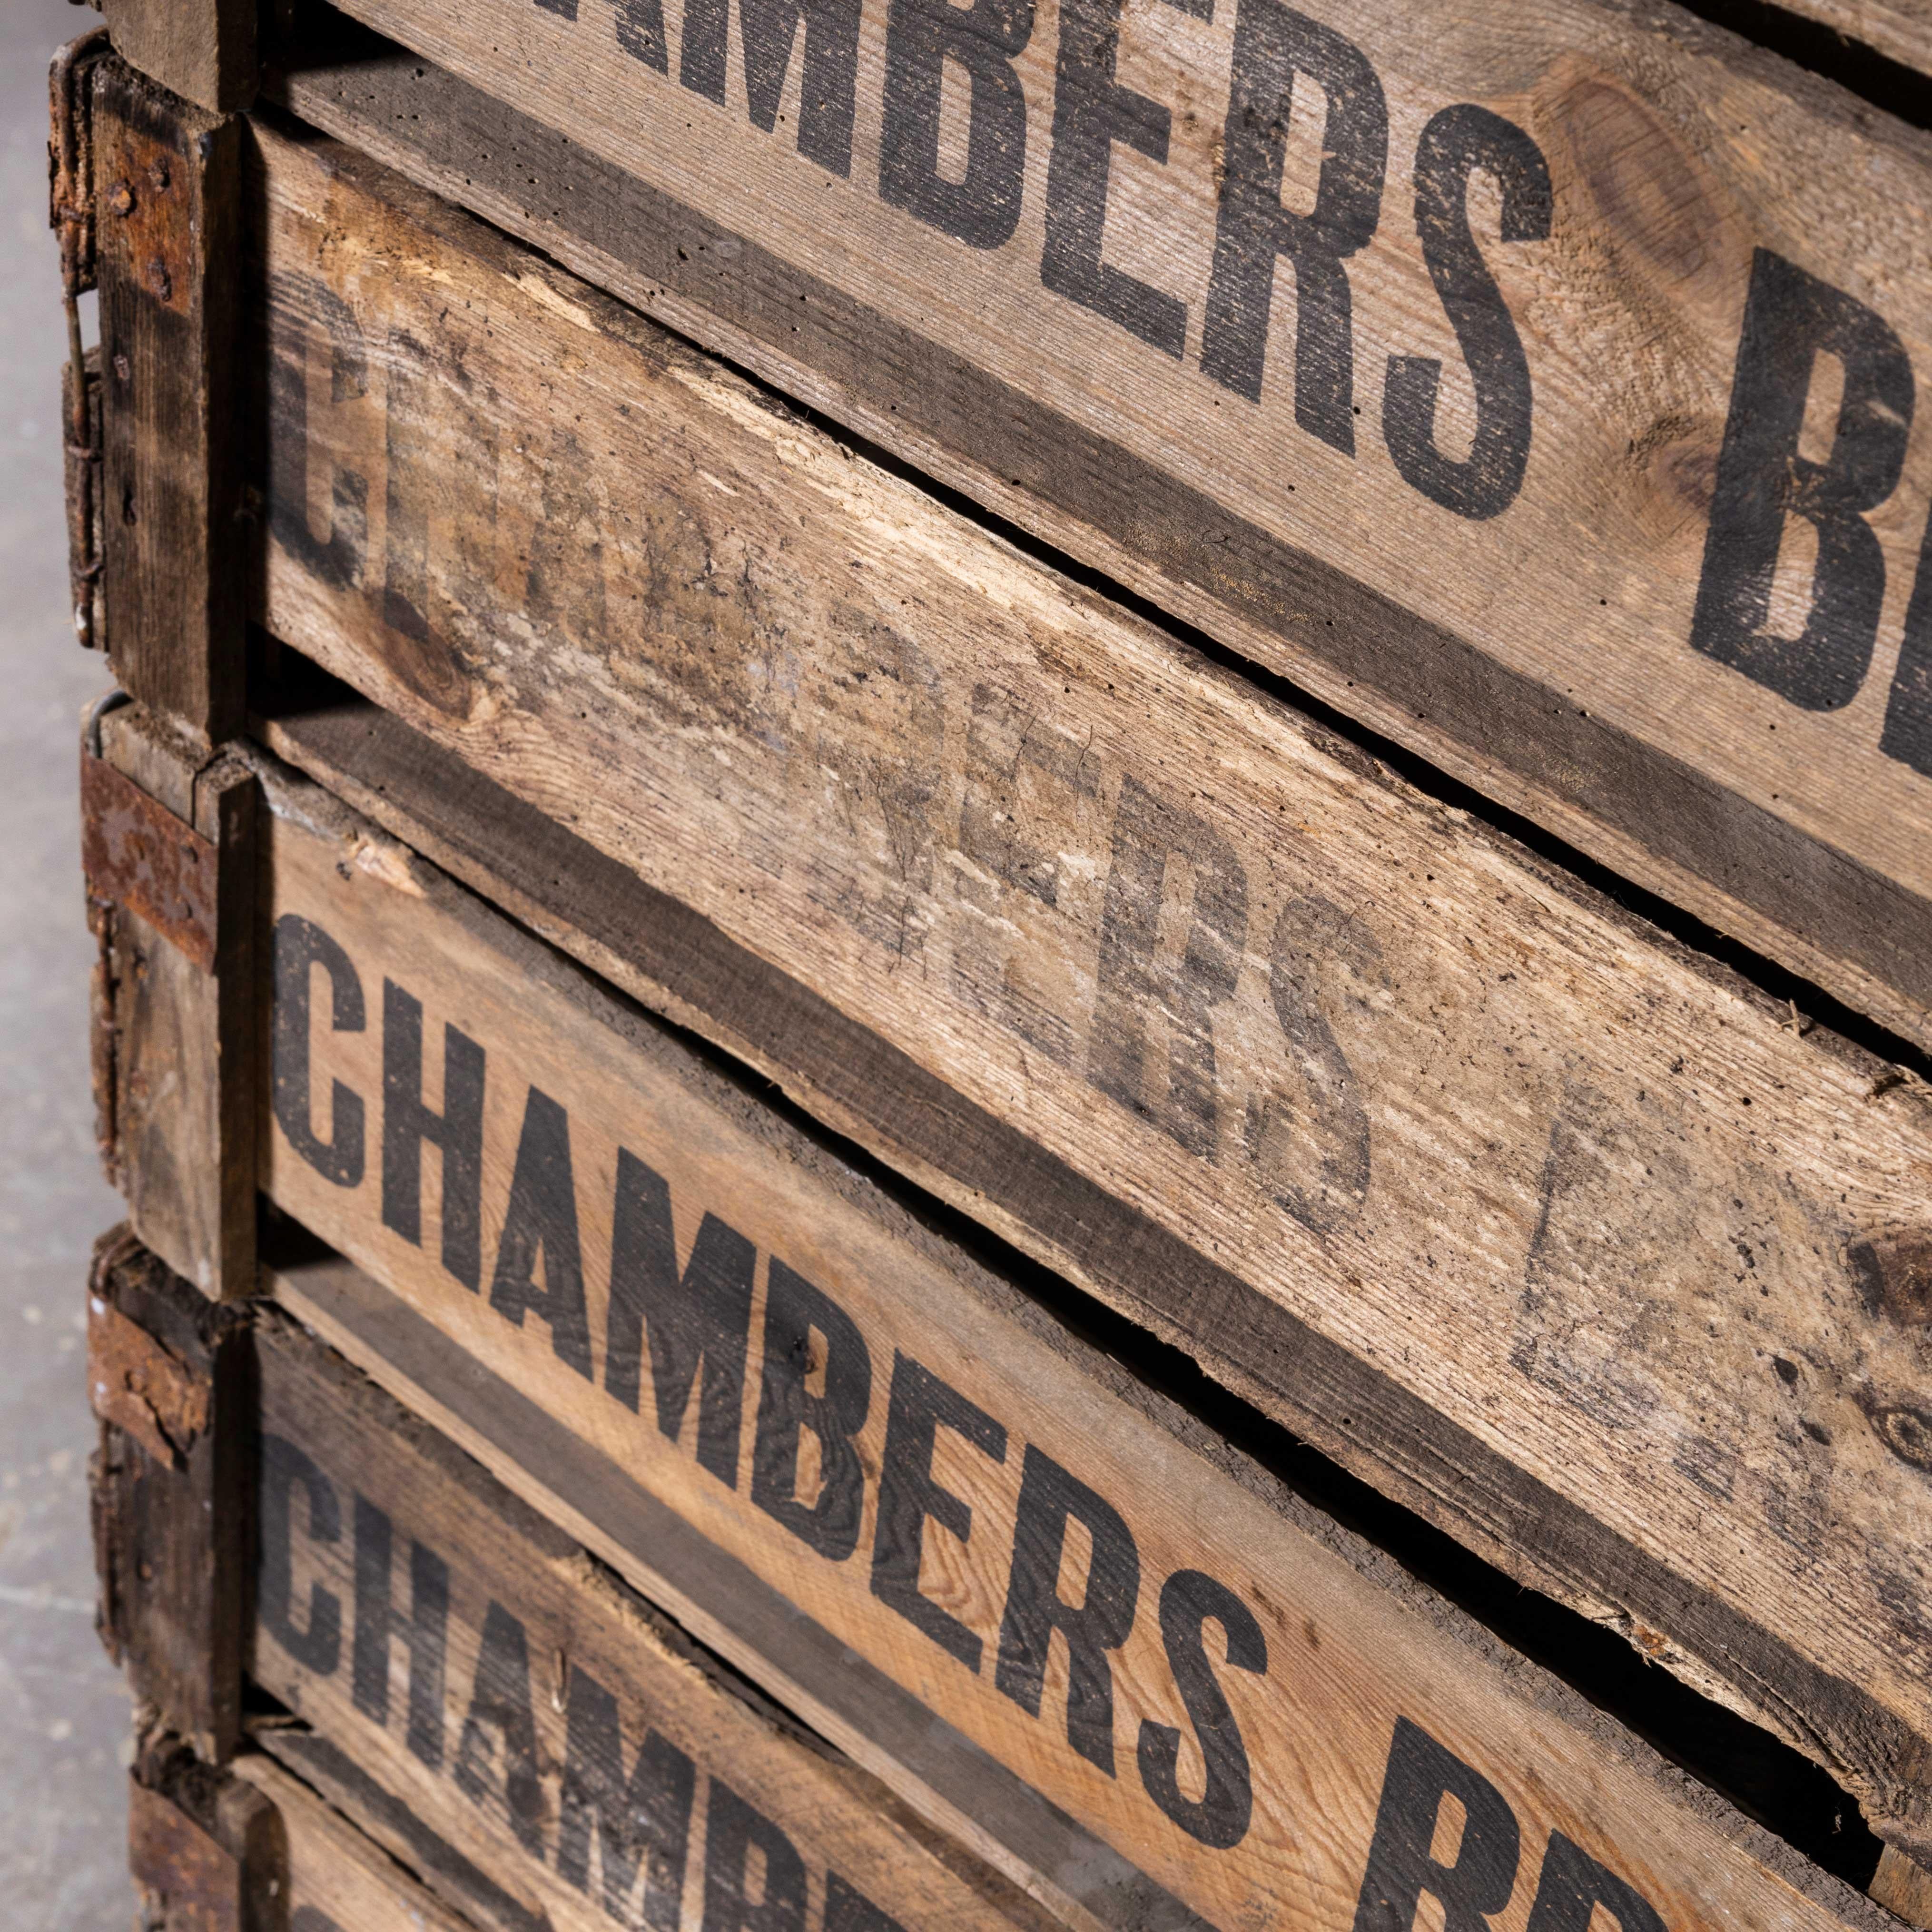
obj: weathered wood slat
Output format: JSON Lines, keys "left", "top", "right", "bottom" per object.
{"left": 249, "top": 748, "right": 1896, "bottom": 1932}
{"left": 95, "top": 59, "right": 244, "bottom": 748}
{"left": 253, "top": 1301, "right": 1066, "bottom": 1932}
{"left": 264, "top": 0, "right": 1932, "bottom": 1046}
{"left": 88, "top": 701, "right": 261, "bottom": 1298}
{"left": 235, "top": 1751, "right": 481, "bottom": 1932}
{"left": 89, "top": 1228, "right": 253, "bottom": 1761}
{"left": 247, "top": 122, "right": 1932, "bottom": 1848}
{"left": 1726, "top": 0, "right": 1932, "bottom": 90}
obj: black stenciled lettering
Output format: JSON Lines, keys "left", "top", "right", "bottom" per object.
{"left": 871, "top": 1351, "right": 1008, "bottom": 1668}
{"left": 381, "top": 356, "right": 498, "bottom": 691}
{"left": 1202, "top": 0, "right": 1386, "bottom": 451}
{"left": 1246, "top": 894, "right": 1377, "bottom": 1234}
{"left": 1523, "top": 1833, "right": 1665, "bottom": 1932}
{"left": 1352, "top": 1716, "right": 1521, "bottom": 1932}
{"left": 454, "top": 1600, "right": 546, "bottom": 1857}
{"left": 994, "top": 1444, "right": 1141, "bottom": 1774}
{"left": 703, "top": 1780, "right": 808, "bottom": 1932}
{"left": 680, "top": 0, "right": 861, "bottom": 174}
{"left": 352, "top": 1493, "right": 450, "bottom": 1772}
{"left": 549, "top": 0, "right": 671, "bottom": 72}
{"left": 524, "top": 428, "right": 610, "bottom": 649}
{"left": 557, "top": 1666, "right": 696, "bottom": 1927}
{"left": 381, "top": 979, "right": 485, "bottom": 1292}
{"left": 616, "top": 0, "right": 670, "bottom": 70}
{"left": 271, "top": 915, "right": 365, "bottom": 1189}
{"left": 1383, "top": 106, "right": 1550, "bottom": 520}
{"left": 1042, "top": 0, "right": 1211, "bottom": 355}
{"left": 258, "top": 1433, "right": 342, "bottom": 1675}
{"left": 267, "top": 271, "right": 368, "bottom": 591}
{"left": 880, "top": 0, "right": 1035, "bottom": 247}
{"left": 606, "top": 1148, "right": 756, "bottom": 1487}
{"left": 489, "top": 1087, "right": 594, "bottom": 1380}
{"left": 1880, "top": 503, "right": 1932, "bottom": 777}
{"left": 1089, "top": 774, "right": 1248, "bottom": 1159}
{"left": 1137, "top": 1568, "right": 1266, "bottom": 1847}
{"left": 959, "top": 683, "right": 1098, "bottom": 910}
{"left": 826, "top": 1874, "right": 910, "bottom": 1932}
{"left": 751, "top": 1259, "right": 873, "bottom": 1559}
{"left": 954, "top": 683, "right": 1098, "bottom": 1065}
{"left": 1691, "top": 248, "right": 1914, "bottom": 710}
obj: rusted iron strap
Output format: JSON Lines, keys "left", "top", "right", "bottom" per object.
{"left": 88, "top": 1293, "right": 209, "bottom": 1470}
{"left": 81, "top": 750, "right": 217, "bottom": 970}
{"left": 128, "top": 1778, "right": 243, "bottom": 1932}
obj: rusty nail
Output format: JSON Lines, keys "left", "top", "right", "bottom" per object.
{"left": 112, "top": 354, "right": 130, "bottom": 384}
{"left": 146, "top": 259, "right": 172, "bottom": 302}
{"left": 148, "top": 159, "right": 170, "bottom": 192}
{"left": 106, "top": 180, "right": 134, "bottom": 217}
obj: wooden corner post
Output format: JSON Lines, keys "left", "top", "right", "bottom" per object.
{"left": 85, "top": 697, "right": 260, "bottom": 1300}
{"left": 100, "top": 0, "right": 258, "bottom": 117}
{"left": 90, "top": 1230, "right": 255, "bottom": 1765}
{"left": 95, "top": 58, "right": 245, "bottom": 749}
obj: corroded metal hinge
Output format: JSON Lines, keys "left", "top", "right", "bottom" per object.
{"left": 88, "top": 1282, "right": 210, "bottom": 1472}
{"left": 80, "top": 735, "right": 219, "bottom": 973}
{"left": 50, "top": 28, "right": 110, "bottom": 649}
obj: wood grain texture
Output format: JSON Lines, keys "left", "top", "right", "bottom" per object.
{"left": 89, "top": 705, "right": 260, "bottom": 1297}
{"left": 252, "top": 1305, "right": 1063, "bottom": 1932}
{"left": 1738, "top": 0, "right": 1932, "bottom": 85}
{"left": 235, "top": 1751, "right": 482, "bottom": 1932}
{"left": 89, "top": 1229, "right": 254, "bottom": 1762}
{"left": 104, "top": 0, "right": 258, "bottom": 113}
{"left": 96, "top": 58, "right": 244, "bottom": 748}
{"left": 264, "top": 2, "right": 1932, "bottom": 1046}
{"left": 250, "top": 755, "right": 1895, "bottom": 1932}
{"left": 247, "top": 123, "right": 1932, "bottom": 1845}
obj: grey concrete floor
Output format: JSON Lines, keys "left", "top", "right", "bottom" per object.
{"left": 0, "top": 0, "right": 139, "bottom": 1922}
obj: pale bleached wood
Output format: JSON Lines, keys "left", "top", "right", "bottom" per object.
{"left": 268, "top": 0, "right": 1932, "bottom": 1048}
{"left": 251, "top": 124, "right": 1932, "bottom": 1847}
{"left": 253, "top": 755, "right": 1894, "bottom": 1932}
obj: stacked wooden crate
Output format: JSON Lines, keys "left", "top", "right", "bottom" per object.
{"left": 61, "top": 0, "right": 1932, "bottom": 1925}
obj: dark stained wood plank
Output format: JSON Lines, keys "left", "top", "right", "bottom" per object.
{"left": 88, "top": 703, "right": 260, "bottom": 1297}
{"left": 89, "top": 1229, "right": 254, "bottom": 1761}
{"left": 96, "top": 57, "right": 244, "bottom": 748}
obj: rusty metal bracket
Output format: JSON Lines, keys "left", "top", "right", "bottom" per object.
{"left": 128, "top": 1776, "right": 244, "bottom": 1932}
{"left": 82, "top": 738, "right": 219, "bottom": 972}
{"left": 50, "top": 28, "right": 110, "bottom": 648}
{"left": 89, "top": 1291, "right": 209, "bottom": 1470}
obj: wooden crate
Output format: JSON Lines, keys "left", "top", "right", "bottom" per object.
{"left": 235, "top": 116, "right": 1932, "bottom": 1853}
{"left": 252, "top": 1293, "right": 1062, "bottom": 1932}
{"left": 256, "top": 0, "right": 1932, "bottom": 1054}
{"left": 129, "top": 1732, "right": 480, "bottom": 1931}
{"left": 95, "top": 739, "right": 1903, "bottom": 1932}
{"left": 59, "top": 4, "right": 1932, "bottom": 1923}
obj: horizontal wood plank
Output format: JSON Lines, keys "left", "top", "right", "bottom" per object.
{"left": 264, "top": 0, "right": 1932, "bottom": 1045}
{"left": 253, "top": 750, "right": 1893, "bottom": 1932}
{"left": 248, "top": 122, "right": 1932, "bottom": 1847}
{"left": 233, "top": 1750, "right": 481, "bottom": 1932}
{"left": 253, "top": 1304, "right": 1066, "bottom": 1932}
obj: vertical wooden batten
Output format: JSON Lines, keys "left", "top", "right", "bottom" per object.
{"left": 95, "top": 58, "right": 245, "bottom": 749}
